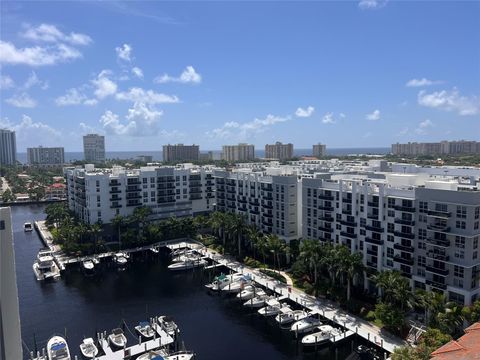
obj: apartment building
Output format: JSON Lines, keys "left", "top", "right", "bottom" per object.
{"left": 302, "top": 173, "right": 480, "bottom": 305}
{"left": 265, "top": 142, "right": 294, "bottom": 160}
{"left": 27, "top": 146, "right": 65, "bottom": 167}
{"left": 222, "top": 143, "right": 255, "bottom": 162}
{"left": 392, "top": 140, "right": 480, "bottom": 156}
{"left": 0, "top": 129, "right": 17, "bottom": 166}
{"left": 214, "top": 170, "right": 301, "bottom": 243}
{"left": 83, "top": 134, "right": 105, "bottom": 163}
{"left": 163, "top": 144, "right": 199, "bottom": 162}
{"left": 65, "top": 164, "right": 215, "bottom": 224}
{"left": 312, "top": 143, "right": 327, "bottom": 158}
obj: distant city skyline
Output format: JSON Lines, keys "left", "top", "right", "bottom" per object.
{"left": 1, "top": 1, "right": 479, "bottom": 152}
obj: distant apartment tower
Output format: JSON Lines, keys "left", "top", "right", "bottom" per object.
{"left": 0, "top": 129, "right": 17, "bottom": 166}
{"left": 163, "top": 144, "right": 199, "bottom": 162}
{"left": 222, "top": 143, "right": 255, "bottom": 162}
{"left": 0, "top": 207, "right": 23, "bottom": 359}
{"left": 27, "top": 146, "right": 65, "bottom": 166}
{"left": 83, "top": 134, "right": 105, "bottom": 163}
{"left": 265, "top": 142, "right": 293, "bottom": 160}
{"left": 392, "top": 141, "right": 480, "bottom": 156}
{"left": 313, "top": 143, "right": 326, "bottom": 158}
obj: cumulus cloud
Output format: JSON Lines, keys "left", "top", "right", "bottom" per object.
{"left": 115, "top": 87, "right": 179, "bottom": 104}
{"left": 132, "top": 66, "right": 143, "bottom": 79}
{"left": 418, "top": 88, "right": 479, "bottom": 116}
{"left": 154, "top": 66, "right": 202, "bottom": 84}
{"left": 5, "top": 93, "right": 37, "bottom": 108}
{"left": 415, "top": 119, "right": 434, "bottom": 135}
{"left": 322, "top": 112, "right": 336, "bottom": 124}
{"left": 21, "top": 23, "right": 92, "bottom": 46}
{"left": 366, "top": 109, "right": 381, "bottom": 121}
{"left": 0, "top": 75, "right": 14, "bottom": 89}
{"left": 406, "top": 78, "right": 442, "bottom": 87}
{"left": 295, "top": 106, "right": 315, "bottom": 118}
{"left": 55, "top": 88, "right": 96, "bottom": 106}
{"left": 116, "top": 44, "right": 132, "bottom": 62}
{"left": 92, "top": 70, "right": 118, "bottom": 99}
{"left": 0, "top": 115, "right": 61, "bottom": 145}
{"left": 358, "top": 0, "right": 387, "bottom": 9}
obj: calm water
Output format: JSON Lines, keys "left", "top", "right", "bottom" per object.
{"left": 12, "top": 204, "right": 367, "bottom": 360}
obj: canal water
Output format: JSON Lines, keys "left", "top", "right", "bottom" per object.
{"left": 12, "top": 204, "right": 367, "bottom": 360}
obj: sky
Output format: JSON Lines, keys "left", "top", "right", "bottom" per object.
{"left": 0, "top": 0, "right": 479, "bottom": 152}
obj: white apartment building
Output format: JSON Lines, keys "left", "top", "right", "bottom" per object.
{"left": 302, "top": 173, "right": 480, "bottom": 305}
{"left": 265, "top": 142, "right": 294, "bottom": 160}
{"left": 163, "top": 144, "right": 200, "bottom": 162}
{"left": 27, "top": 146, "right": 65, "bottom": 167}
{"left": 214, "top": 170, "right": 302, "bottom": 243}
{"left": 222, "top": 144, "right": 255, "bottom": 162}
{"left": 312, "top": 143, "right": 327, "bottom": 158}
{"left": 392, "top": 140, "right": 480, "bottom": 156}
{"left": 83, "top": 134, "right": 106, "bottom": 163}
{"left": 0, "top": 129, "right": 17, "bottom": 166}
{"left": 66, "top": 164, "right": 215, "bottom": 224}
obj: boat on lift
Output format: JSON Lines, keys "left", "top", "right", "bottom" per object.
{"left": 79, "top": 337, "right": 98, "bottom": 359}
{"left": 135, "top": 321, "right": 155, "bottom": 339}
{"left": 113, "top": 252, "right": 128, "bottom": 266}
{"left": 82, "top": 259, "right": 95, "bottom": 271}
{"left": 236, "top": 286, "right": 266, "bottom": 300}
{"left": 205, "top": 273, "right": 243, "bottom": 291}
{"left": 258, "top": 299, "right": 287, "bottom": 317}
{"left": 243, "top": 294, "right": 272, "bottom": 308}
{"left": 301, "top": 325, "right": 338, "bottom": 346}
{"left": 275, "top": 309, "right": 309, "bottom": 326}
{"left": 290, "top": 316, "right": 322, "bottom": 334}
{"left": 47, "top": 335, "right": 71, "bottom": 360}
{"left": 157, "top": 316, "right": 180, "bottom": 337}
{"left": 108, "top": 328, "right": 127, "bottom": 348}
{"left": 168, "top": 258, "right": 207, "bottom": 271}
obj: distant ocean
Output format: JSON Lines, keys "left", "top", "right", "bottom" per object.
{"left": 16, "top": 147, "right": 390, "bottom": 164}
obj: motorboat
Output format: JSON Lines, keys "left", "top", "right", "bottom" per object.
{"left": 168, "top": 258, "right": 207, "bottom": 271}
{"left": 301, "top": 325, "right": 335, "bottom": 346}
{"left": 135, "top": 321, "right": 155, "bottom": 339}
{"left": 290, "top": 316, "right": 322, "bottom": 334}
{"left": 47, "top": 335, "right": 71, "bottom": 360}
{"left": 157, "top": 316, "right": 179, "bottom": 337}
{"left": 113, "top": 253, "right": 128, "bottom": 266}
{"left": 170, "top": 248, "right": 191, "bottom": 257}
{"left": 150, "top": 246, "right": 159, "bottom": 254}
{"left": 33, "top": 249, "right": 61, "bottom": 281}
{"left": 166, "top": 351, "right": 196, "bottom": 360}
{"left": 137, "top": 348, "right": 169, "bottom": 360}
{"left": 243, "top": 294, "right": 271, "bottom": 308}
{"left": 236, "top": 286, "right": 266, "bottom": 300}
{"left": 258, "top": 301, "right": 285, "bottom": 317}
{"left": 24, "top": 222, "right": 33, "bottom": 232}
{"left": 79, "top": 338, "right": 98, "bottom": 359}
{"left": 221, "top": 276, "right": 252, "bottom": 294}
{"left": 351, "top": 345, "right": 381, "bottom": 360}
{"left": 108, "top": 328, "right": 127, "bottom": 348}
{"left": 82, "top": 259, "right": 95, "bottom": 271}
{"left": 172, "top": 253, "right": 201, "bottom": 263}
{"left": 205, "top": 273, "right": 243, "bottom": 291}
{"left": 275, "top": 309, "right": 309, "bottom": 326}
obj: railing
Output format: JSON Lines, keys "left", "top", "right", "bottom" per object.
{"left": 394, "top": 243, "right": 414, "bottom": 252}
{"left": 425, "top": 265, "right": 449, "bottom": 276}
{"left": 393, "top": 255, "right": 414, "bottom": 266}
{"left": 426, "top": 252, "right": 449, "bottom": 262}
{"left": 427, "top": 210, "right": 451, "bottom": 218}
{"left": 318, "top": 226, "right": 333, "bottom": 233}
{"left": 394, "top": 218, "right": 415, "bottom": 226}
{"left": 318, "top": 194, "right": 334, "bottom": 201}
{"left": 426, "top": 237, "right": 450, "bottom": 247}
{"left": 394, "top": 231, "right": 415, "bottom": 239}
{"left": 365, "top": 237, "right": 383, "bottom": 245}
{"left": 340, "top": 220, "right": 357, "bottom": 227}
{"left": 340, "top": 231, "right": 357, "bottom": 239}
{"left": 427, "top": 224, "right": 450, "bottom": 232}
{"left": 394, "top": 205, "right": 416, "bottom": 213}
{"left": 364, "top": 224, "right": 384, "bottom": 233}
{"left": 318, "top": 205, "right": 334, "bottom": 211}
{"left": 426, "top": 279, "right": 447, "bottom": 290}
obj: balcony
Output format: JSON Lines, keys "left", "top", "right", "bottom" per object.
{"left": 126, "top": 201, "right": 141, "bottom": 207}
{"left": 110, "top": 204, "right": 122, "bottom": 208}
{"left": 393, "top": 255, "right": 414, "bottom": 266}
{"left": 394, "top": 205, "right": 416, "bottom": 213}
{"left": 126, "top": 187, "right": 140, "bottom": 193}
{"left": 426, "top": 237, "right": 450, "bottom": 247}
{"left": 318, "top": 205, "right": 334, "bottom": 211}
{"left": 367, "top": 214, "right": 378, "bottom": 220}
{"left": 367, "top": 201, "right": 379, "bottom": 207}
{"left": 250, "top": 209, "right": 260, "bottom": 215}
{"left": 394, "top": 231, "right": 415, "bottom": 240}
{"left": 109, "top": 197, "right": 122, "bottom": 202}
{"left": 126, "top": 195, "right": 142, "bottom": 200}
{"left": 365, "top": 237, "right": 384, "bottom": 246}
{"left": 249, "top": 199, "right": 260, "bottom": 206}
{"left": 427, "top": 224, "right": 451, "bottom": 232}
{"left": 366, "top": 261, "right": 377, "bottom": 268}
{"left": 394, "top": 243, "right": 414, "bottom": 252}
{"left": 262, "top": 220, "right": 273, "bottom": 227}
{"left": 426, "top": 265, "right": 449, "bottom": 276}
{"left": 318, "top": 226, "right": 333, "bottom": 233}
{"left": 109, "top": 189, "right": 121, "bottom": 194}
{"left": 126, "top": 179, "right": 141, "bottom": 185}
{"left": 427, "top": 210, "right": 451, "bottom": 218}
{"left": 426, "top": 279, "right": 447, "bottom": 290}
{"left": 342, "top": 209, "right": 352, "bottom": 215}
{"left": 394, "top": 218, "right": 415, "bottom": 226}
{"left": 318, "top": 194, "right": 334, "bottom": 201}
{"left": 319, "top": 216, "right": 334, "bottom": 222}
{"left": 426, "top": 251, "right": 449, "bottom": 262}
{"left": 367, "top": 249, "right": 377, "bottom": 256}
{"left": 340, "top": 219, "right": 357, "bottom": 227}
{"left": 342, "top": 197, "right": 352, "bottom": 203}
{"left": 238, "top": 197, "right": 247, "bottom": 203}
{"left": 340, "top": 231, "right": 357, "bottom": 239}
{"left": 190, "top": 195, "right": 202, "bottom": 200}
{"left": 364, "top": 224, "right": 384, "bottom": 233}
{"left": 400, "top": 271, "right": 412, "bottom": 279}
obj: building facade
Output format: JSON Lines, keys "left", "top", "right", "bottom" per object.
{"left": 162, "top": 144, "right": 200, "bottom": 163}
{"left": 265, "top": 142, "right": 294, "bottom": 160}
{"left": 312, "top": 143, "right": 326, "bottom": 158}
{"left": 0, "top": 129, "right": 17, "bottom": 166}
{"left": 27, "top": 146, "right": 65, "bottom": 166}
{"left": 214, "top": 170, "right": 301, "bottom": 243}
{"left": 66, "top": 165, "right": 215, "bottom": 224}
{"left": 302, "top": 175, "right": 480, "bottom": 305}
{"left": 392, "top": 141, "right": 480, "bottom": 156}
{"left": 83, "top": 134, "right": 106, "bottom": 163}
{"left": 222, "top": 144, "right": 255, "bottom": 162}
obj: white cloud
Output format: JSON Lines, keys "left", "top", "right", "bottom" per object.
{"left": 0, "top": 75, "right": 14, "bottom": 89}
{"left": 397, "top": 127, "right": 409, "bottom": 136}
{"left": 366, "top": 109, "right": 381, "bottom": 121}
{"left": 21, "top": 23, "right": 92, "bottom": 46}
{"left": 339, "top": 113, "right": 346, "bottom": 118}
{"left": 55, "top": 88, "right": 86, "bottom": 106}
{"left": 358, "top": 0, "right": 387, "bottom": 9}
{"left": 322, "top": 112, "right": 336, "bottom": 124}
{"left": 116, "top": 44, "right": 132, "bottom": 62}
{"left": 406, "top": 78, "right": 442, "bottom": 87}
{"left": 115, "top": 87, "right": 179, "bottom": 104}
{"left": 132, "top": 67, "right": 144, "bottom": 79}
{"left": 5, "top": 93, "right": 37, "bottom": 108}
{"left": 295, "top": 106, "right": 315, "bottom": 118}
{"left": 0, "top": 40, "right": 82, "bottom": 66}
{"left": 83, "top": 98, "right": 98, "bottom": 106}
{"left": 79, "top": 122, "right": 99, "bottom": 134}
{"left": 154, "top": 66, "right": 202, "bottom": 84}
{"left": 415, "top": 119, "right": 434, "bottom": 135}
{"left": 418, "top": 88, "right": 479, "bottom": 116}
{"left": 92, "top": 70, "right": 117, "bottom": 99}
{"left": 0, "top": 115, "right": 61, "bottom": 144}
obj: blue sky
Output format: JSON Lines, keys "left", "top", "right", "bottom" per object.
{"left": 1, "top": 0, "right": 479, "bottom": 152}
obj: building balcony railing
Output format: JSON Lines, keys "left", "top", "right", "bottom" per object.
{"left": 342, "top": 209, "right": 352, "bottom": 215}
{"left": 318, "top": 194, "right": 334, "bottom": 201}
{"left": 319, "top": 216, "right": 334, "bottom": 222}
{"left": 394, "top": 218, "right": 415, "bottom": 226}
{"left": 394, "top": 231, "right": 415, "bottom": 239}
{"left": 110, "top": 204, "right": 122, "bottom": 208}
{"left": 318, "top": 205, "right": 334, "bottom": 211}
{"left": 427, "top": 210, "right": 452, "bottom": 218}
{"left": 342, "top": 197, "right": 352, "bottom": 203}
{"left": 426, "top": 251, "right": 449, "bottom": 262}
{"left": 364, "top": 224, "right": 384, "bottom": 233}
{"left": 126, "top": 201, "right": 141, "bottom": 207}
{"left": 190, "top": 195, "right": 202, "bottom": 200}
{"left": 367, "top": 214, "right": 378, "bottom": 220}
{"left": 340, "top": 231, "right": 357, "bottom": 239}
{"left": 340, "top": 219, "right": 357, "bottom": 227}
{"left": 427, "top": 224, "right": 451, "bottom": 232}
{"left": 366, "top": 261, "right": 377, "bottom": 268}
{"left": 367, "top": 249, "right": 377, "bottom": 256}
{"left": 425, "top": 265, "right": 449, "bottom": 276}
{"left": 367, "top": 201, "right": 379, "bottom": 207}
{"left": 365, "top": 237, "right": 384, "bottom": 246}
{"left": 426, "top": 279, "right": 447, "bottom": 290}
{"left": 109, "top": 189, "right": 121, "bottom": 194}
{"left": 110, "top": 197, "right": 122, "bottom": 202}
{"left": 126, "top": 195, "right": 142, "bottom": 200}
{"left": 394, "top": 205, "right": 416, "bottom": 213}
{"left": 400, "top": 271, "right": 412, "bottom": 279}
{"left": 394, "top": 243, "right": 414, "bottom": 252}
{"left": 125, "top": 187, "right": 140, "bottom": 193}
{"left": 318, "top": 226, "right": 333, "bottom": 233}
{"left": 263, "top": 212, "right": 273, "bottom": 218}
{"left": 426, "top": 237, "right": 450, "bottom": 247}
{"left": 250, "top": 209, "right": 260, "bottom": 215}
{"left": 393, "top": 255, "right": 414, "bottom": 266}
{"left": 126, "top": 180, "right": 141, "bottom": 185}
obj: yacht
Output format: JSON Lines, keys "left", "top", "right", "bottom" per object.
{"left": 221, "top": 275, "right": 252, "bottom": 294}
{"left": 108, "top": 328, "right": 127, "bottom": 349}
{"left": 47, "top": 335, "right": 71, "bottom": 360}
{"left": 243, "top": 294, "right": 271, "bottom": 308}
{"left": 33, "top": 249, "right": 61, "bottom": 281}
{"left": 236, "top": 286, "right": 266, "bottom": 300}
{"left": 113, "top": 253, "right": 128, "bottom": 266}
{"left": 24, "top": 222, "right": 33, "bottom": 232}
{"left": 135, "top": 321, "right": 155, "bottom": 339}
{"left": 301, "top": 325, "right": 336, "bottom": 346}
{"left": 275, "top": 309, "right": 309, "bottom": 326}
{"left": 205, "top": 273, "right": 243, "bottom": 291}
{"left": 82, "top": 259, "right": 95, "bottom": 272}
{"left": 157, "top": 316, "right": 179, "bottom": 337}
{"left": 290, "top": 316, "right": 322, "bottom": 334}
{"left": 170, "top": 248, "right": 190, "bottom": 257}
{"left": 171, "top": 253, "right": 201, "bottom": 263}
{"left": 166, "top": 351, "right": 196, "bottom": 360}
{"left": 79, "top": 338, "right": 98, "bottom": 359}
{"left": 168, "top": 258, "right": 207, "bottom": 271}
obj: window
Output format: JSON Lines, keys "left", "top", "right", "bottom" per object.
{"left": 475, "top": 222, "right": 479, "bottom": 230}
{"left": 474, "top": 237, "right": 479, "bottom": 249}
{"left": 456, "top": 221, "right": 466, "bottom": 229}
{"left": 418, "top": 241, "right": 426, "bottom": 250}
{"left": 0, "top": 220, "right": 4, "bottom": 230}
{"left": 456, "top": 206, "right": 467, "bottom": 219}
{"left": 387, "top": 247, "right": 394, "bottom": 258}
{"left": 417, "top": 256, "right": 426, "bottom": 267}
{"left": 454, "top": 265, "right": 464, "bottom": 278}
{"left": 454, "top": 249, "right": 465, "bottom": 259}
{"left": 387, "top": 198, "right": 395, "bottom": 208}
{"left": 419, "top": 214, "right": 427, "bottom": 223}
{"left": 435, "top": 203, "right": 448, "bottom": 213}
{"left": 419, "top": 201, "right": 428, "bottom": 213}
{"left": 143, "top": 178, "right": 148, "bottom": 184}
{"left": 455, "top": 236, "right": 466, "bottom": 248}
{"left": 418, "top": 228, "right": 427, "bottom": 240}
{"left": 475, "top": 207, "right": 480, "bottom": 219}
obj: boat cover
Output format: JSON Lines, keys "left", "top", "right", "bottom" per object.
{"left": 51, "top": 342, "right": 66, "bottom": 351}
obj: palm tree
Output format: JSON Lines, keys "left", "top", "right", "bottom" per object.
{"left": 228, "top": 214, "right": 247, "bottom": 257}
{"left": 246, "top": 225, "right": 261, "bottom": 260}
{"left": 373, "top": 270, "right": 414, "bottom": 311}
{"left": 256, "top": 235, "right": 269, "bottom": 266}
{"left": 90, "top": 223, "right": 102, "bottom": 253}
{"left": 112, "top": 214, "right": 125, "bottom": 247}
{"left": 266, "top": 234, "right": 286, "bottom": 271}
{"left": 341, "top": 251, "right": 364, "bottom": 301}
{"left": 436, "top": 301, "right": 465, "bottom": 336}
{"left": 299, "top": 239, "right": 323, "bottom": 288}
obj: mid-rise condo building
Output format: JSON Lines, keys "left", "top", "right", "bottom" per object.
{"left": 392, "top": 140, "right": 480, "bottom": 156}
{"left": 222, "top": 144, "right": 255, "bottom": 162}
{"left": 27, "top": 146, "right": 65, "bottom": 167}
{"left": 0, "top": 129, "right": 17, "bottom": 166}
{"left": 265, "top": 142, "right": 294, "bottom": 160}
{"left": 312, "top": 143, "right": 326, "bottom": 158}
{"left": 83, "top": 134, "right": 106, "bottom": 163}
{"left": 163, "top": 144, "right": 199, "bottom": 162}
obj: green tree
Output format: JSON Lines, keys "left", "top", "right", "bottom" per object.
{"left": 298, "top": 239, "right": 323, "bottom": 291}
{"left": 341, "top": 251, "right": 364, "bottom": 301}
{"left": 374, "top": 302, "right": 405, "bottom": 333}
{"left": 266, "top": 234, "right": 286, "bottom": 271}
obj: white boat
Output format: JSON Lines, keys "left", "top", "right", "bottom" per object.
{"left": 236, "top": 286, "right": 266, "bottom": 300}
{"left": 47, "top": 335, "right": 71, "bottom": 360}
{"left": 170, "top": 248, "right": 191, "bottom": 257}
{"left": 33, "top": 249, "right": 61, "bottom": 281}
{"left": 135, "top": 321, "right": 155, "bottom": 339}
{"left": 301, "top": 325, "right": 335, "bottom": 346}
{"left": 136, "top": 349, "right": 169, "bottom": 360}
{"left": 24, "top": 222, "right": 33, "bottom": 232}
{"left": 275, "top": 309, "right": 309, "bottom": 325}
{"left": 172, "top": 253, "right": 201, "bottom": 263}
{"left": 243, "top": 294, "right": 271, "bottom": 308}
{"left": 113, "top": 253, "right": 128, "bottom": 266}
{"left": 157, "top": 316, "right": 179, "bottom": 337}
{"left": 221, "top": 276, "right": 252, "bottom": 293}
{"left": 258, "top": 299, "right": 285, "bottom": 317}
{"left": 79, "top": 338, "right": 98, "bottom": 359}
{"left": 82, "top": 260, "right": 95, "bottom": 271}
{"left": 108, "top": 328, "right": 127, "bottom": 348}
{"left": 205, "top": 273, "right": 243, "bottom": 291}
{"left": 166, "top": 351, "right": 196, "bottom": 360}
{"left": 290, "top": 316, "right": 322, "bottom": 334}
{"left": 168, "top": 259, "right": 207, "bottom": 271}
{"left": 150, "top": 246, "right": 159, "bottom": 254}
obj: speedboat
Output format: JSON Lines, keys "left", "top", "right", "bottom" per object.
{"left": 79, "top": 338, "right": 98, "bottom": 359}
{"left": 82, "top": 259, "right": 95, "bottom": 271}
{"left": 137, "top": 349, "right": 169, "bottom": 360}
{"left": 150, "top": 246, "right": 159, "bottom": 254}
{"left": 166, "top": 351, "right": 196, "bottom": 360}
{"left": 135, "top": 321, "right": 155, "bottom": 339}
{"left": 353, "top": 345, "right": 381, "bottom": 360}
{"left": 33, "top": 249, "right": 61, "bottom": 281}
{"left": 168, "top": 259, "right": 207, "bottom": 271}
{"left": 301, "top": 325, "right": 335, "bottom": 346}
{"left": 47, "top": 335, "right": 71, "bottom": 360}
{"left": 108, "top": 328, "right": 127, "bottom": 348}
{"left": 243, "top": 294, "right": 271, "bottom": 308}
{"left": 157, "top": 316, "right": 179, "bottom": 337}
{"left": 113, "top": 253, "right": 128, "bottom": 266}
{"left": 236, "top": 286, "right": 266, "bottom": 300}
{"left": 221, "top": 276, "right": 252, "bottom": 293}
{"left": 24, "top": 222, "right": 33, "bottom": 232}
{"left": 290, "top": 316, "right": 322, "bottom": 334}
{"left": 258, "top": 299, "right": 286, "bottom": 316}
{"left": 172, "top": 253, "right": 201, "bottom": 263}
{"left": 205, "top": 273, "right": 243, "bottom": 291}
{"left": 275, "top": 309, "right": 309, "bottom": 326}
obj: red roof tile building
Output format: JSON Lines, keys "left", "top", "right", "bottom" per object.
{"left": 430, "top": 322, "right": 480, "bottom": 360}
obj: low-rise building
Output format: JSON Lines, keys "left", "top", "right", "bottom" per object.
{"left": 430, "top": 322, "right": 480, "bottom": 359}
{"left": 45, "top": 183, "right": 67, "bottom": 200}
